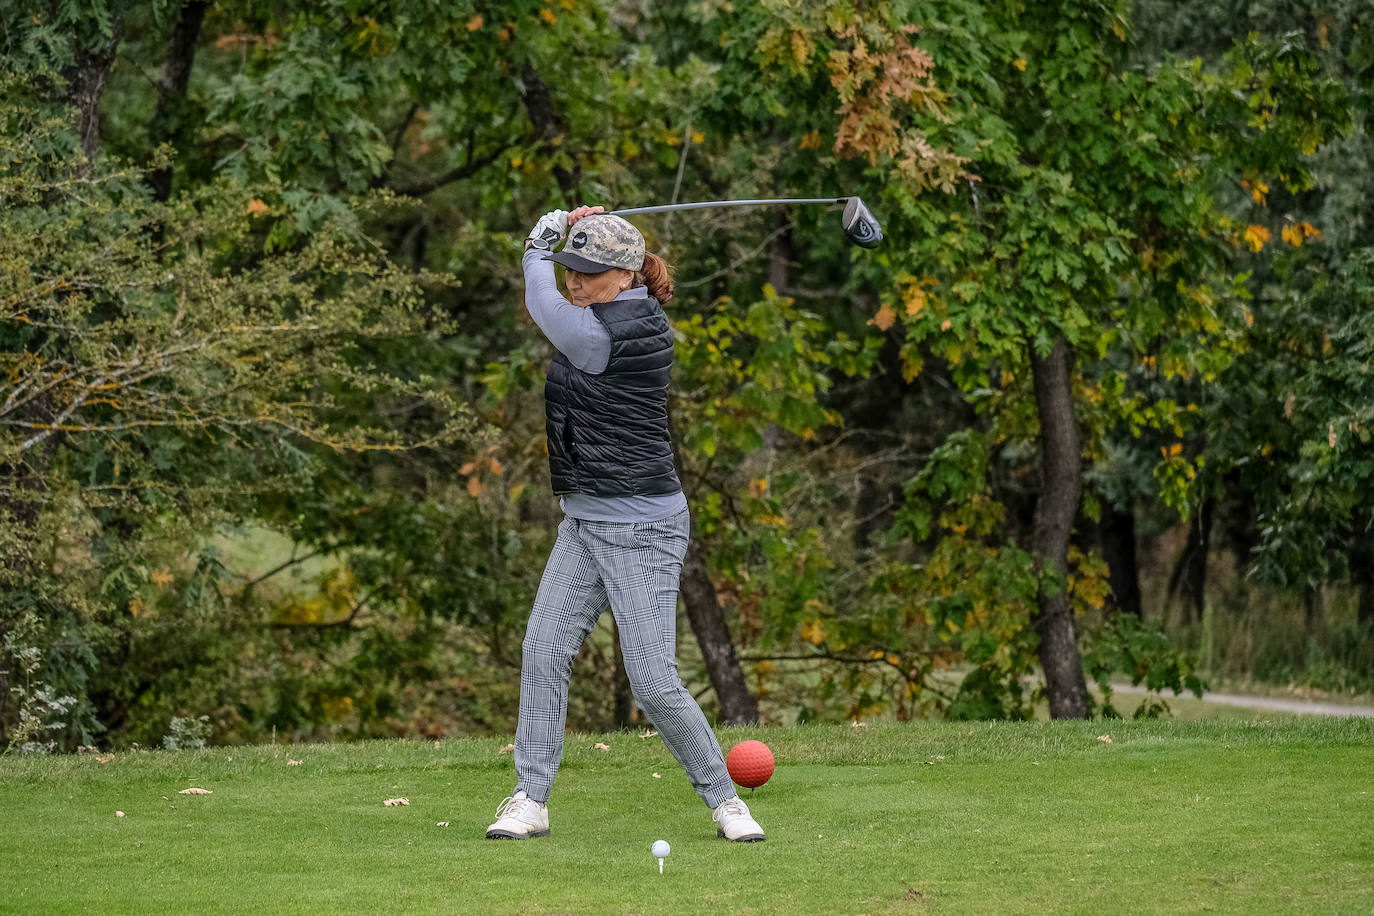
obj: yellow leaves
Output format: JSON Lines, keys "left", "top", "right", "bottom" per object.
{"left": 1013, "top": 59, "right": 1027, "bottom": 71}
{"left": 322, "top": 695, "right": 355, "bottom": 720}
{"left": 905, "top": 288, "right": 926, "bottom": 316}
{"left": 1243, "top": 225, "right": 1271, "bottom": 252}
{"left": 1160, "top": 442, "right": 1183, "bottom": 458}
{"left": 800, "top": 619, "right": 826, "bottom": 645}
{"left": 869, "top": 303, "right": 897, "bottom": 331}
{"left": 1281, "top": 222, "right": 1321, "bottom": 246}
{"left": 1241, "top": 305, "right": 1254, "bottom": 327}
{"left": 939, "top": 319, "right": 952, "bottom": 331}
{"left": 755, "top": 660, "right": 776, "bottom": 675}
{"left": 1242, "top": 179, "right": 1268, "bottom": 205}
{"left": 799, "top": 130, "right": 822, "bottom": 151}
{"left": 748, "top": 477, "right": 769, "bottom": 499}
{"left": 791, "top": 30, "right": 812, "bottom": 66}
{"left": 1112, "top": 23, "right": 1126, "bottom": 41}
{"left": 466, "top": 14, "right": 483, "bottom": 30}
{"left": 467, "top": 476, "right": 483, "bottom": 497}
{"left": 246, "top": 199, "right": 270, "bottom": 218}
{"left": 758, "top": 513, "right": 789, "bottom": 526}
{"left": 539, "top": 8, "right": 557, "bottom": 24}
{"left": 691, "top": 130, "right": 705, "bottom": 144}
{"left": 129, "top": 598, "right": 147, "bottom": 618}
{"left": 498, "top": 26, "right": 512, "bottom": 42}
{"left": 1329, "top": 423, "right": 1338, "bottom": 448}
{"left": 150, "top": 570, "right": 173, "bottom": 588}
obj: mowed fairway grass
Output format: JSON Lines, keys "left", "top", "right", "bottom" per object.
{"left": 2, "top": 719, "right": 1371, "bottom": 915}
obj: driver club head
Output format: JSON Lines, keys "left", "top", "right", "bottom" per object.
{"left": 842, "top": 197, "right": 884, "bottom": 248}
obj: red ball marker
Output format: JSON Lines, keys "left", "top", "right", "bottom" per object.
{"left": 726, "top": 740, "right": 775, "bottom": 789}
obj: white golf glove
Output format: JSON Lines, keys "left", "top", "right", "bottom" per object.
{"left": 526, "top": 209, "right": 569, "bottom": 250}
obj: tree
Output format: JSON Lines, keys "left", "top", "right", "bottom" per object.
{"left": 862, "top": 0, "right": 1348, "bottom": 716}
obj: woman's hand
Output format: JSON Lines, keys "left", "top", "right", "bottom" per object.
{"left": 568, "top": 205, "right": 604, "bottom": 226}
{"left": 526, "top": 209, "right": 570, "bottom": 250}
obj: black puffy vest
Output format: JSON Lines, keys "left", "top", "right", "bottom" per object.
{"left": 544, "top": 296, "right": 681, "bottom": 496}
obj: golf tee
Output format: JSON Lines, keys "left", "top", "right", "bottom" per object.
{"left": 658, "top": 857, "right": 664, "bottom": 875}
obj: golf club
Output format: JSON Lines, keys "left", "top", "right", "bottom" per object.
{"left": 608, "top": 197, "right": 884, "bottom": 249}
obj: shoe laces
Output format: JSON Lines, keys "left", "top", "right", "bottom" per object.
{"left": 718, "top": 797, "right": 749, "bottom": 819}
{"left": 494, "top": 794, "right": 534, "bottom": 820}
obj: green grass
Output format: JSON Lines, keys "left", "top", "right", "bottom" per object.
{"left": 2, "top": 720, "right": 1371, "bottom": 915}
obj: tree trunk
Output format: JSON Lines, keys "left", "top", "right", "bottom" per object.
{"left": 678, "top": 535, "right": 760, "bottom": 723}
{"left": 1100, "top": 500, "right": 1142, "bottom": 617}
{"left": 1166, "top": 497, "right": 1213, "bottom": 625}
{"left": 1029, "top": 337, "right": 1090, "bottom": 719}
{"left": 148, "top": 0, "right": 209, "bottom": 201}
{"left": 62, "top": 20, "right": 124, "bottom": 164}
{"left": 1303, "top": 585, "right": 1325, "bottom": 635}
{"left": 519, "top": 61, "right": 580, "bottom": 201}
{"left": 1350, "top": 515, "right": 1374, "bottom": 628}
{"left": 666, "top": 413, "right": 759, "bottom": 725}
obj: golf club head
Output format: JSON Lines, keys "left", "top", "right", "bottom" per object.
{"left": 842, "top": 197, "right": 884, "bottom": 248}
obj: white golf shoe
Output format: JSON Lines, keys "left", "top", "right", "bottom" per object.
{"left": 713, "top": 795, "right": 766, "bottom": 842}
{"left": 485, "top": 791, "right": 550, "bottom": 839}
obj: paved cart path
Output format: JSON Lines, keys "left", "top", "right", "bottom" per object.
{"left": 1109, "top": 682, "right": 1374, "bottom": 717}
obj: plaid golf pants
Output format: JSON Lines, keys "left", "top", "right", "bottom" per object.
{"left": 513, "top": 508, "right": 736, "bottom": 809}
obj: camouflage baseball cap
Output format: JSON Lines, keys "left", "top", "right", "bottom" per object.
{"left": 544, "top": 213, "right": 645, "bottom": 273}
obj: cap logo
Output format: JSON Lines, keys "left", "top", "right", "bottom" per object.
{"left": 570, "top": 232, "right": 588, "bottom": 249}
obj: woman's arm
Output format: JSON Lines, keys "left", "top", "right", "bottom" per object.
{"left": 519, "top": 210, "right": 612, "bottom": 373}
{"left": 521, "top": 248, "right": 611, "bottom": 374}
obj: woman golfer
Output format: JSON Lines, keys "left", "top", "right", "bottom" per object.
{"left": 485, "top": 205, "right": 765, "bottom": 843}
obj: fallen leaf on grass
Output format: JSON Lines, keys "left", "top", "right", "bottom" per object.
{"left": 851, "top": 721, "right": 869, "bottom": 728}
{"left": 433, "top": 740, "right": 441, "bottom": 749}
{"left": 652, "top": 773, "right": 661, "bottom": 779}
{"left": 639, "top": 729, "right": 658, "bottom": 739}
{"left": 287, "top": 759, "right": 302, "bottom": 766}
{"left": 96, "top": 754, "right": 114, "bottom": 764}
{"left": 1097, "top": 735, "right": 1113, "bottom": 744}
{"left": 115, "top": 811, "right": 126, "bottom": 817}
{"left": 383, "top": 797, "right": 410, "bottom": 807}
{"left": 178, "top": 788, "right": 212, "bottom": 795}
{"left": 592, "top": 742, "right": 610, "bottom": 752}
{"left": 498, "top": 743, "right": 514, "bottom": 754}
{"left": 436, "top": 821, "right": 450, "bottom": 827}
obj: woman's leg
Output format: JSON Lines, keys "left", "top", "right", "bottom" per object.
{"left": 513, "top": 516, "right": 610, "bottom": 803}
{"left": 578, "top": 509, "right": 736, "bottom": 809}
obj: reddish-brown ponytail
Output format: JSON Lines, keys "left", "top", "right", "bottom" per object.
{"left": 636, "top": 251, "right": 675, "bottom": 304}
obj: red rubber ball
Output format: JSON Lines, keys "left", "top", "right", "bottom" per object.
{"left": 726, "top": 740, "right": 775, "bottom": 788}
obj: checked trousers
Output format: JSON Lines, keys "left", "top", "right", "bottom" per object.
{"left": 513, "top": 508, "right": 736, "bottom": 809}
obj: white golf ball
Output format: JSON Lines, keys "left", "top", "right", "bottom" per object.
{"left": 651, "top": 840, "right": 670, "bottom": 858}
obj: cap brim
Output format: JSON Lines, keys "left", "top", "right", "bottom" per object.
{"left": 543, "top": 250, "right": 616, "bottom": 273}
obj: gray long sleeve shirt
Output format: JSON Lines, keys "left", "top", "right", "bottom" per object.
{"left": 523, "top": 248, "right": 687, "bottom": 523}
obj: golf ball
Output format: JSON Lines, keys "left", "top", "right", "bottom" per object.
{"left": 651, "top": 840, "right": 670, "bottom": 858}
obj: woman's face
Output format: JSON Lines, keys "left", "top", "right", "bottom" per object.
{"left": 564, "top": 267, "right": 632, "bottom": 308}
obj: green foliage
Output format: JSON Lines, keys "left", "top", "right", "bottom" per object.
{"left": 1082, "top": 614, "right": 1206, "bottom": 718}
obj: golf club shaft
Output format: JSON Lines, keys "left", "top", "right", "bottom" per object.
{"left": 608, "top": 198, "right": 846, "bottom": 216}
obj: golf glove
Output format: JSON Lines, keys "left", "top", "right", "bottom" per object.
{"left": 527, "top": 209, "right": 569, "bottom": 251}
